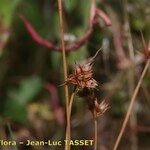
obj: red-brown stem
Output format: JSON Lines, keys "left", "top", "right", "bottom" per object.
{"left": 96, "top": 8, "right": 111, "bottom": 26}
{"left": 19, "top": 0, "right": 111, "bottom": 53}
{"left": 18, "top": 14, "right": 93, "bottom": 52}
{"left": 113, "top": 59, "right": 149, "bottom": 150}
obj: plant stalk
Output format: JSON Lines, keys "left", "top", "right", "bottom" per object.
{"left": 65, "top": 87, "right": 76, "bottom": 150}
{"left": 57, "top": 1, "right": 70, "bottom": 150}
{"left": 68, "top": 87, "right": 76, "bottom": 118}
{"left": 123, "top": 0, "right": 138, "bottom": 149}
{"left": 94, "top": 118, "right": 98, "bottom": 150}
{"left": 113, "top": 59, "right": 149, "bottom": 150}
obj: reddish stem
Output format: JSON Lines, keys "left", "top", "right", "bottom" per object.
{"left": 18, "top": 6, "right": 111, "bottom": 53}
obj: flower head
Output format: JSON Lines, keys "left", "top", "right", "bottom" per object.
{"left": 66, "top": 62, "right": 98, "bottom": 89}
{"left": 64, "top": 48, "right": 102, "bottom": 89}
{"left": 93, "top": 99, "right": 110, "bottom": 118}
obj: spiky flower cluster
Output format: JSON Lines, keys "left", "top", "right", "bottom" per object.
{"left": 65, "top": 49, "right": 110, "bottom": 118}
{"left": 66, "top": 62, "right": 98, "bottom": 89}
{"left": 93, "top": 99, "right": 110, "bottom": 118}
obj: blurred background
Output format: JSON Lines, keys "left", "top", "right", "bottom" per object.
{"left": 0, "top": 0, "right": 150, "bottom": 150}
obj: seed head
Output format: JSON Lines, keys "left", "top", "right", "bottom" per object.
{"left": 64, "top": 48, "right": 102, "bottom": 89}
{"left": 93, "top": 99, "right": 110, "bottom": 118}
{"left": 66, "top": 62, "right": 98, "bottom": 89}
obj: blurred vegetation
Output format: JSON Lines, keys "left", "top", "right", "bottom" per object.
{"left": 0, "top": 0, "right": 150, "bottom": 150}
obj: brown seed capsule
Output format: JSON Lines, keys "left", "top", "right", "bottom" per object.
{"left": 64, "top": 48, "right": 102, "bottom": 89}
{"left": 66, "top": 62, "right": 98, "bottom": 89}
{"left": 93, "top": 99, "right": 110, "bottom": 118}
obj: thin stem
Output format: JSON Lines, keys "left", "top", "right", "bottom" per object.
{"left": 57, "top": 1, "right": 70, "bottom": 150}
{"left": 94, "top": 118, "right": 98, "bottom": 150}
{"left": 113, "top": 59, "right": 150, "bottom": 150}
{"left": 65, "top": 87, "right": 76, "bottom": 150}
{"left": 68, "top": 86, "right": 77, "bottom": 126}
{"left": 123, "top": 0, "right": 137, "bottom": 149}
{"left": 68, "top": 89, "right": 76, "bottom": 118}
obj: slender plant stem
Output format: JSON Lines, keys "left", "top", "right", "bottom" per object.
{"left": 123, "top": 0, "right": 138, "bottom": 149}
{"left": 94, "top": 118, "right": 98, "bottom": 150}
{"left": 64, "top": 87, "right": 76, "bottom": 150}
{"left": 68, "top": 92, "right": 75, "bottom": 129}
{"left": 68, "top": 87, "right": 76, "bottom": 118}
{"left": 113, "top": 59, "right": 150, "bottom": 150}
{"left": 57, "top": 1, "right": 70, "bottom": 150}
